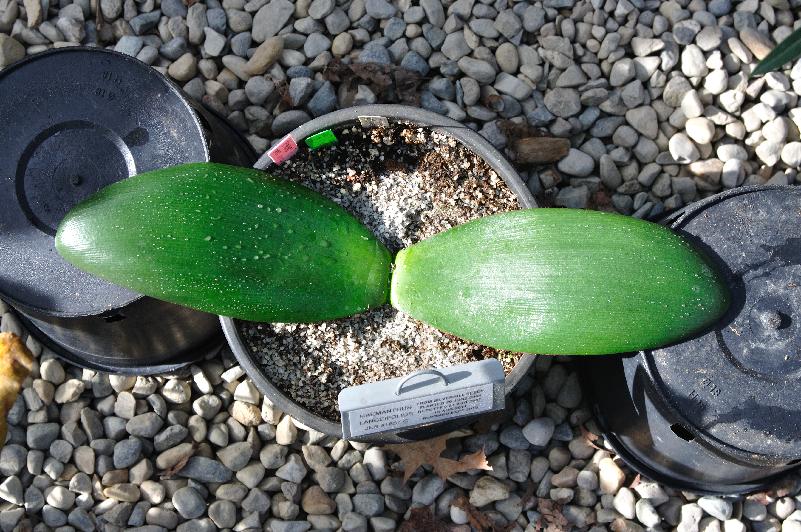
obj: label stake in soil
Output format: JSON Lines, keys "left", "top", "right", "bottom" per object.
{"left": 267, "top": 135, "right": 299, "bottom": 165}
{"left": 338, "top": 359, "right": 506, "bottom": 439}
{"left": 305, "top": 129, "right": 338, "bottom": 150}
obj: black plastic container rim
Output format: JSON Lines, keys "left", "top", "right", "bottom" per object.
{"left": 588, "top": 372, "right": 798, "bottom": 495}
{"left": 649, "top": 184, "right": 801, "bottom": 469}
{"left": 1, "top": 47, "right": 257, "bottom": 319}
{"left": 587, "top": 396, "right": 788, "bottom": 496}
{"left": 659, "top": 183, "right": 793, "bottom": 227}
{"left": 586, "top": 184, "right": 801, "bottom": 495}
{"left": 15, "top": 307, "right": 220, "bottom": 375}
{"left": 0, "top": 46, "right": 211, "bottom": 317}
{"left": 222, "top": 104, "right": 537, "bottom": 440}
{"left": 191, "top": 99, "right": 258, "bottom": 165}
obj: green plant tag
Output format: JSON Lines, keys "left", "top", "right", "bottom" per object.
{"left": 305, "top": 129, "right": 338, "bottom": 150}
{"left": 390, "top": 209, "right": 730, "bottom": 355}
{"left": 56, "top": 163, "right": 392, "bottom": 322}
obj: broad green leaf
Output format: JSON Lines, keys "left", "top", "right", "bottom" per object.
{"left": 56, "top": 163, "right": 392, "bottom": 322}
{"left": 753, "top": 25, "right": 801, "bottom": 76}
{"left": 390, "top": 209, "right": 730, "bottom": 355}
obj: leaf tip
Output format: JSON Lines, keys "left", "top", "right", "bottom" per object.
{"left": 55, "top": 212, "right": 86, "bottom": 265}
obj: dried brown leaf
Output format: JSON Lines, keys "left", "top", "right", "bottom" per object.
{"left": 497, "top": 119, "right": 547, "bottom": 141}
{"left": 385, "top": 434, "right": 450, "bottom": 483}
{"left": 434, "top": 450, "right": 492, "bottom": 481}
{"left": 629, "top": 473, "right": 641, "bottom": 489}
{"left": 430, "top": 457, "right": 467, "bottom": 481}
{"left": 536, "top": 498, "right": 569, "bottom": 532}
{"left": 384, "top": 435, "right": 492, "bottom": 483}
{"left": 453, "top": 495, "right": 515, "bottom": 532}
{"left": 350, "top": 63, "right": 393, "bottom": 88}
{"left": 456, "top": 449, "right": 492, "bottom": 472}
{"left": 0, "top": 333, "right": 34, "bottom": 445}
{"left": 322, "top": 59, "right": 350, "bottom": 83}
{"left": 323, "top": 59, "right": 422, "bottom": 105}
{"left": 453, "top": 496, "right": 494, "bottom": 530}
{"left": 274, "top": 80, "right": 292, "bottom": 107}
{"left": 483, "top": 93, "right": 504, "bottom": 111}
{"left": 394, "top": 68, "right": 423, "bottom": 105}
{"left": 580, "top": 424, "right": 607, "bottom": 452}
{"left": 580, "top": 425, "right": 598, "bottom": 441}
{"left": 398, "top": 506, "right": 449, "bottom": 532}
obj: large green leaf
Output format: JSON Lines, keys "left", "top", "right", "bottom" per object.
{"left": 56, "top": 163, "right": 392, "bottom": 322}
{"left": 753, "top": 26, "right": 801, "bottom": 76}
{"left": 390, "top": 209, "right": 730, "bottom": 355}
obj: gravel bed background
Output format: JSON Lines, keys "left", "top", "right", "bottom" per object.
{"left": 2, "top": 0, "right": 801, "bottom": 529}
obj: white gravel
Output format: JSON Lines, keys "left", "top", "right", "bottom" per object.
{"left": 2, "top": 0, "right": 801, "bottom": 528}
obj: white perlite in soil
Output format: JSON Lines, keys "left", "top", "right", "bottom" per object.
{"left": 240, "top": 124, "right": 523, "bottom": 421}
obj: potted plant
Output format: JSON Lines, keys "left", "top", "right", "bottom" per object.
{"left": 227, "top": 105, "right": 541, "bottom": 442}
{"left": 54, "top": 105, "right": 729, "bottom": 442}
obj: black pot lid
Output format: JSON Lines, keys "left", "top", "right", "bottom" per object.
{"left": 0, "top": 47, "right": 209, "bottom": 317}
{"left": 643, "top": 186, "right": 801, "bottom": 460}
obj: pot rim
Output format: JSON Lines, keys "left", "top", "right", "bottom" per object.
{"left": 17, "top": 306, "right": 223, "bottom": 375}
{"left": 254, "top": 104, "right": 536, "bottom": 209}
{"left": 223, "top": 104, "right": 538, "bottom": 441}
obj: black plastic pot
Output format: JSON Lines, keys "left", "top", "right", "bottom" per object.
{"left": 0, "top": 47, "right": 255, "bottom": 374}
{"left": 222, "top": 104, "right": 536, "bottom": 442}
{"left": 584, "top": 185, "right": 801, "bottom": 494}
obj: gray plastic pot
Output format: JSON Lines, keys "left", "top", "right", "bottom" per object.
{"left": 221, "top": 104, "right": 537, "bottom": 443}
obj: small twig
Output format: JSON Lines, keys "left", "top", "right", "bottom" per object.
{"left": 93, "top": 0, "right": 103, "bottom": 30}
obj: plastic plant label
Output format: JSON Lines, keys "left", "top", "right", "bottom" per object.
{"left": 267, "top": 135, "right": 298, "bottom": 164}
{"left": 305, "top": 129, "right": 338, "bottom": 149}
{"left": 357, "top": 115, "right": 390, "bottom": 129}
{"left": 338, "top": 359, "right": 506, "bottom": 439}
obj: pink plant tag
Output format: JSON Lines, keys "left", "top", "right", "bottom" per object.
{"left": 267, "top": 135, "right": 298, "bottom": 165}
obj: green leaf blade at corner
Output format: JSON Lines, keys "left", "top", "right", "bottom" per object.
{"left": 752, "top": 26, "right": 801, "bottom": 77}
{"left": 56, "top": 162, "right": 393, "bottom": 322}
{"left": 390, "top": 208, "right": 730, "bottom": 355}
